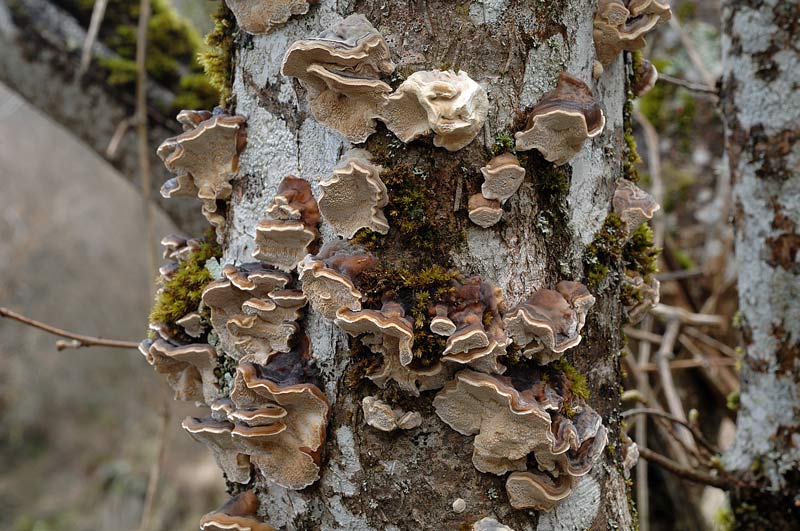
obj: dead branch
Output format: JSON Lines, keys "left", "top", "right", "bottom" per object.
{"left": 637, "top": 447, "right": 730, "bottom": 490}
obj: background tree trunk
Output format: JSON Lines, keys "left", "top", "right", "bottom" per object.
{"left": 721, "top": 0, "right": 800, "bottom": 528}
{"left": 225, "top": 1, "right": 633, "bottom": 529}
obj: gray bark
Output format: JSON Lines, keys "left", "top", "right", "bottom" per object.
{"left": 224, "top": 1, "right": 632, "bottom": 529}
{"left": 721, "top": 0, "right": 800, "bottom": 528}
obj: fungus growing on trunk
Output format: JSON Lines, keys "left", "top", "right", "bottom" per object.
{"left": 139, "top": 339, "right": 220, "bottom": 404}
{"left": 319, "top": 149, "right": 389, "bottom": 238}
{"left": 361, "top": 396, "right": 422, "bottom": 432}
{"left": 480, "top": 153, "right": 526, "bottom": 203}
{"left": 613, "top": 178, "right": 660, "bottom": 233}
{"left": 514, "top": 73, "right": 605, "bottom": 165}
{"left": 593, "top": 0, "right": 672, "bottom": 67}
{"left": 505, "top": 470, "right": 574, "bottom": 511}
{"left": 200, "top": 490, "right": 278, "bottom": 531}
{"left": 335, "top": 298, "right": 414, "bottom": 365}
{"left": 281, "top": 15, "right": 394, "bottom": 143}
{"left": 254, "top": 176, "right": 320, "bottom": 272}
{"left": 472, "top": 517, "right": 516, "bottom": 531}
{"left": 504, "top": 281, "right": 595, "bottom": 364}
{"left": 468, "top": 193, "right": 504, "bottom": 228}
{"left": 622, "top": 271, "right": 660, "bottom": 324}
{"left": 380, "top": 69, "right": 489, "bottom": 151}
{"left": 633, "top": 57, "right": 659, "bottom": 96}
{"left": 182, "top": 416, "right": 252, "bottom": 484}
{"left": 225, "top": 0, "right": 317, "bottom": 35}
{"left": 157, "top": 111, "right": 247, "bottom": 241}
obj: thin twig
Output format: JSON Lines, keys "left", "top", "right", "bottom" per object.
{"left": 79, "top": 0, "right": 109, "bottom": 76}
{"left": 651, "top": 304, "right": 726, "bottom": 327}
{"left": 137, "top": 400, "right": 171, "bottom": 531}
{"left": 655, "top": 319, "right": 696, "bottom": 452}
{"left": 106, "top": 117, "right": 133, "bottom": 159}
{"left": 639, "top": 357, "right": 737, "bottom": 372}
{"left": 637, "top": 447, "right": 730, "bottom": 490}
{"left": 668, "top": 16, "right": 716, "bottom": 89}
{"left": 622, "top": 408, "right": 720, "bottom": 455}
{"left": 0, "top": 306, "right": 139, "bottom": 350}
{"left": 683, "top": 324, "right": 738, "bottom": 358}
{"left": 658, "top": 73, "right": 719, "bottom": 96}
{"left": 655, "top": 268, "right": 704, "bottom": 282}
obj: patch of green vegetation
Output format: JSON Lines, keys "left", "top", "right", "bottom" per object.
{"left": 623, "top": 224, "right": 659, "bottom": 278}
{"left": 199, "top": 1, "right": 236, "bottom": 106}
{"left": 491, "top": 131, "right": 516, "bottom": 155}
{"left": 623, "top": 97, "right": 641, "bottom": 183}
{"left": 148, "top": 238, "right": 221, "bottom": 339}
{"left": 584, "top": 213, "right": 626, "bottom": 291}
{"left": 549, "top": 360, "right": 590, "bottom": 400}
{"left": 638, "top": 58, "right": 697, "bottom": 153}
{"left": 726, "top": 390, "right": 740, "bottom": 412}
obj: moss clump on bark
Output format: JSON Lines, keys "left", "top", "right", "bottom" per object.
{"left": 198, "top": 1, "right": 237, "bottom": 106}
{"left": 623, "top": 224, "right": 659, "bottom": 278}
{"left": 584, "top": 213, "right": 626, "bottom": 291}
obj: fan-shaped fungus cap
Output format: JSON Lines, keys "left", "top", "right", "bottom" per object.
{"left": 140, "top": 339, "right": 220, "bottom": 403}
{"left": 200, "top": 490, "right": 278, "bottom": 531}
{"left": 468, "top": 193, "right": 503, "bottom": 228}
{"left": 433, "top": 369, "right": 557, "bottom": 475}
{"left": 254, "top": 176, "right": 320, "bottom": 272}
{"left": 298, "top": 241, "right": 378, "bottom": 320}
{"left": 361, "top": 396, "right": 422, "bottom": 432}
{"left": 504, "top": 281, "right": 595, "bottom": 364}
{"left": 612, "top": 179, "right": 660, "bottom": 231}
{"left": 335, "top": 299, "right": 414, "bottom": 365}
{"left": 623, "top": 272, "right": 660, "bottom": 324}
{"left": 515, "top": 73, "right": 605, "bottom": 165}
{"left": 633, "top": 57, "right": 659, "bottom": 96}
{"left": 229, "top": 361, "right": 330, "bottom": 489}
{"left": 594, "top": 0, "right": 672, "bottom": 67}
{"left": 225, "top": 0, "right": 317, "bottom": 35}
{"left": 472, "top": 517, "right": 516, "bottom": 531}
{"left": 505, "top": 470, "right": 574, "bottom": 511}
{"left": 480, "top": 153, "right": 526, "bottom": 203}
{"left": 430, "top": 304, "right": 457, "bottom": 336}
{"left": 281, "top": 15, "right": 394, "bottom": 143}
{"left": 182, "top": 416, "right": 252, "bottom": 484}
{"left": 177, "top": 311, "right": 205, "bottom": 338}
{"left": 368, "top": 355, "right": 454, "bottom": 397}
{"left": 319, "top": 149, "right": 389, "bottom": 238}
{"left": 380, "top": 69, "right": 489, "bottom": 151}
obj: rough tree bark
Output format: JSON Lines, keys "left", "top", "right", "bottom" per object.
{"left": 221, "top": 1, "right": 635, "bottom": 530}
{"left": 721, "top": 0, "right": 800, "bottom": 528}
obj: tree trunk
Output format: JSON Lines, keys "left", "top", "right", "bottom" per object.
{"left": 721, "top": 1, "right": 800, "bottom": 529}
{"left": 221, "top": 2, "right": 634, "bottom": 529}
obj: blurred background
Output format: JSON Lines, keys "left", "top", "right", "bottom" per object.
{"left": 0, "top": 1, "right": 738, "bottom": 530}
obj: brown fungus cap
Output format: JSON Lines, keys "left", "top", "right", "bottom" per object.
{"left": 514, "top": 73, "right": 605, "bottom": 166}
{"left": 368, "top": 354, "right": 454, "bottom": 398}
{"left": 612, "top": 178, "right": 660, "bottom": 231}
{"left": 361, "top": 396, "right": 422, "bottom": 432}
{"left": 623, "top": 272, "right": 660, "bottom": 324}
{"left": 225, "top": 0, "right": 317, "bottom": 35}
{"left": 319, "top": 149, "right": 389, "bottom": 238}
{"left": 200, "top": 490, "right": 278, "bottom": 531}
{"left": 468, "top": 193, "right": 504, "bottom": 228}
{"left": 335, "top": 299, "right": 414, "bottom": 366}
{"left": 505, "top": 470, "right": 575, "bottom": 512}
{"left": 281, "top": 15, "right": 394, "bottom": 143}
{"left": 504, "top": 280, "right": 595, "bottom": 364}
{"left": 140, "top": 339, "right": 220, "bottom": 404}
{"left": 480, "top": 153, "right": 526, "bottom": 203}
{"left": 379, "top": 69, "right": 489, "bottom": 151}
{"left": 594, "top": 0, "right": 672, "bottom": 67}
{"left": 182, "top": 416, "right": 252, "bottom": 484}
{"left": 633, "top": 57, "right": 659, "bottom": 96}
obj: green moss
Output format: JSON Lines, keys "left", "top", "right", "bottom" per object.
{"left": 584, "top": 213, "right": 626, "bottom": 291}
{"left": 623, "top": 224, "right": 659, "bottom": 278}
{"left": 727, "top": 390, "right": 741, "bottom": 412}
{"left": 549, "top": 360, "right": 590, "bottom": 400}
{"left": 198, "top": 1, "right": 236, "bottom": 106}
{"left": 148, "top": 238, "right": 221, "bottom": 339}
{"left": 622, "top": 98, "right": 641, "bottom": 183}
{"left": 491, "top": 131, "right": 516, "bottom": 155}
{"left": 714, "top": 506, "right": 735, "bottom": 531}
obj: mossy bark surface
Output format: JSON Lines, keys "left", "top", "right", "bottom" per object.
{"left": 225, "top": 1, "right": 633, "bottom": 529}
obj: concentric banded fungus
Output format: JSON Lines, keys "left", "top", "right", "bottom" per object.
{"left": 182, "top": 416, "right": 252, "bottom": 484}
{"left": 200, "top": 490, "right": 278, "bottom": 531}
{"left": 335, "top": 298, "right": 414, "bottom": 365}
{"left": 140, "top": 339, "right": 220, "bottom": 403}
{"left": 225, "top": 0, "right": 316, "bottom": 35}
{"left": 433, "top": 369, "right": 557, "bottom": 475}
{"left": 157, "top": 112, "right": 247, "bottom": 241}
{"left": 254, "top": 176, "right": 320, "bottom": 272}
{"left": 480, "top": 153, "right": 526, "bottom": 203}
{"left": 612, "top": 179, "right": 660, "bottom": 231}
{"left": 505, "top": 471, "right": 574, "bottom": 511}
{"left": 368, "top": 353, "right": 453, "bottom": 397}
{"left": 468, "top": 193, "right": 504, "bottom": 228}
{"left": 202, "top": 264, "right": 302, "bottom": 361}
{"left": 380, "top": 69, "right": 489, "bottom": 151}
{"left": 361, "top": 396, "right": 422, "bottom": 432}
{"left": 633, "top": 57, "right": 659, "bottom": 96}
{"left": 229, "top": 361, "right": 330, "bottom": 489}
{"left": 594, "top": 0, "right": 672, "bottom": 67}
{"left": 623, "top": 272, "right": 660, "bottom": 324}
{"left": 319, "top": 149, "right": 389, "bottom": 238}
{"left": 298, "top": 241, "right": 378, "bottom": 320}
{"left": 281, "top": 15, "right": 394, "bottom": 143}
{"left": 472, "top": 517, "right": 516, "bottom": 531}
{"left": 504, "top": 281, "right": 595, "bottom": 364}
{"left": 515, "top": 73, "right": 605, "bottom": 165}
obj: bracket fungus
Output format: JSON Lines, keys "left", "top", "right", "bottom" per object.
{"left": 361, "top": 396, "right": 422, "bottom": 432}
{"left": 505, "top": 470, "right": 574, "bottom": 511}
{"left": 319, "top": 149, "right": 389, "bottom": 238}
{"left": 281, "top": 15, "right": 395, "bottom": 143}
{"left": 335, "top": 298, "right": 414, "bottom": 366}
{"left": 368, "top": 353, "right": 454, "bottom": 397}
{"left": 504, "top": 281, "right": 595, "bottom": 364}
{"left": 254, "top": 176, "right": 320, "bottom": 272}
{"left": 200, "top": 490, "right": 278, "bottom": 531}
{"left": 613, "top": 179, "right": 660, "bottom": 232}
{"left": 480, "top": 153, "right": 526, "bottom": 203}
{"left": 623, "top": 272, "right": 660, "bottom": 324}
{"left": 472, "top": 517, "right": 516, "bottom": 531}
{"left": 514, "top": 73, "right": 605, "bottom": 166}
{"left": 633, "top": 57, "right": 659, "bottom": 96}
{"left": 380, "top": 69, "right": 489, "bottom": 151}
{"left": 594, "top": 0, "right": 672, "bottom": 67}
{"left": 158, "top": 111, "right": 247, "bottom": 242}
{"left": 298, "top": 241, "right": 378, "bottom": 320}
{"left": 182, "top": 416, "right": 252, "bottom": 484}
{"left": 140, "top": 339, "right": 220, "bottom": 404}
{"left": 202, "top": 264, "right": 304, "bottom": 361}
{"left": 468, "top": 193, "right": 504, "bottom": 228}
{"left": 225, "top": 0, "right": 317, "bottom": 35}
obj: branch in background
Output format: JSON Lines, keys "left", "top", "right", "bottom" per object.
{"left": 0, "top": 306, "right": 139, "bottom": 350}
{"left": 622, "top": 408, "right": 720, "bottom": 456}
{"left": 79, "top": 0, "right": 109, "bottom": 76}
{"left": 137, "top": 399, "right": 171, "bottom": 531}
{"left": 637, "top": 447, "right": 731, "bottom": 490}
{"left": 651, "top": 303, "right": 727, "bottom": 327}
{"left": 659, "top": 73, "right": 719, "bottom": 96}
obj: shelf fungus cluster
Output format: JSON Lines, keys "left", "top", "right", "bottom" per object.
{"left": 515, "top": 73, "right": 605, "bottom": 166}
{"left": 157, "top": 110, "right": 247, "bottom": 243}
{"left": 224, "top": 0, "right": 316, "bottom": 35}
{"left": 468, "top": 153, "right": 526, "bottom": 228}
{"left": 282, "top": 16, "right": 488, "bottom": 151}
{"left": 200, "top": 490, "right": 278, "bottom": 531}
{"left": 593, "top": 0, "right": 672, "bottom": 69}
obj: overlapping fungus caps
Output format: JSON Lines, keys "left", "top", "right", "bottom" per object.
{"left": 504, "top": 280, "right": 595, "bottom": 364}
{"left": 633, "top": 57, "right": 659, "bottom": 96}
{"left": 515, "top": 72, "right": 605, "bottom": 166}
{"left": 139, "top": 339, "right": 220, "bottom": 404}
{"left": 468, "top": 193, "right": 504, "bottom": 228}
{"left": 200, "top": 490, "right": 278, "bottom": 531}
{"left": 361, "top": 396, "right": 422, "bottom": 432}
{"left": 281, "top": 14, "right": 394, "bottom": 143}
{"left": 623, "top": 271, "right": 660, "bottom": 324}
{"left": 593, "top": 0, "right": 672, "bottom": 67}
{"left": 480, "top": 153, "right": 526, "bottom": 203}
{"left": 182, "top": 416, "right": 253, "bottom": 484}
{"left": 225, "top": 0, "right": 317, "bottom": 35}
{"left": 612, "top": 178, "right": 660, "bottom": 232}
{"left": 254, "top": 176, "right": 320, "bottom": 272}
{"left": 335, "top": 298, "right": 414, "bottom": 365}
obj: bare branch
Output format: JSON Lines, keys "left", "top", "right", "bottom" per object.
{"left": 137, "top": 399, "right": 171, "bottom": 531}
{"left": 637, "top": 447, "right": 731, "bottom": 490}
{"left": 79, "top": 0, "right": 109, "bottom": 76}
{"left": 658, "top": 73, "right": 719, "bottom": 96}
{"left": 622, "top": 408, "right": 720, "bottom": 455}
{"left": 651, "top": 304, "right": 727, "bottom": 327}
